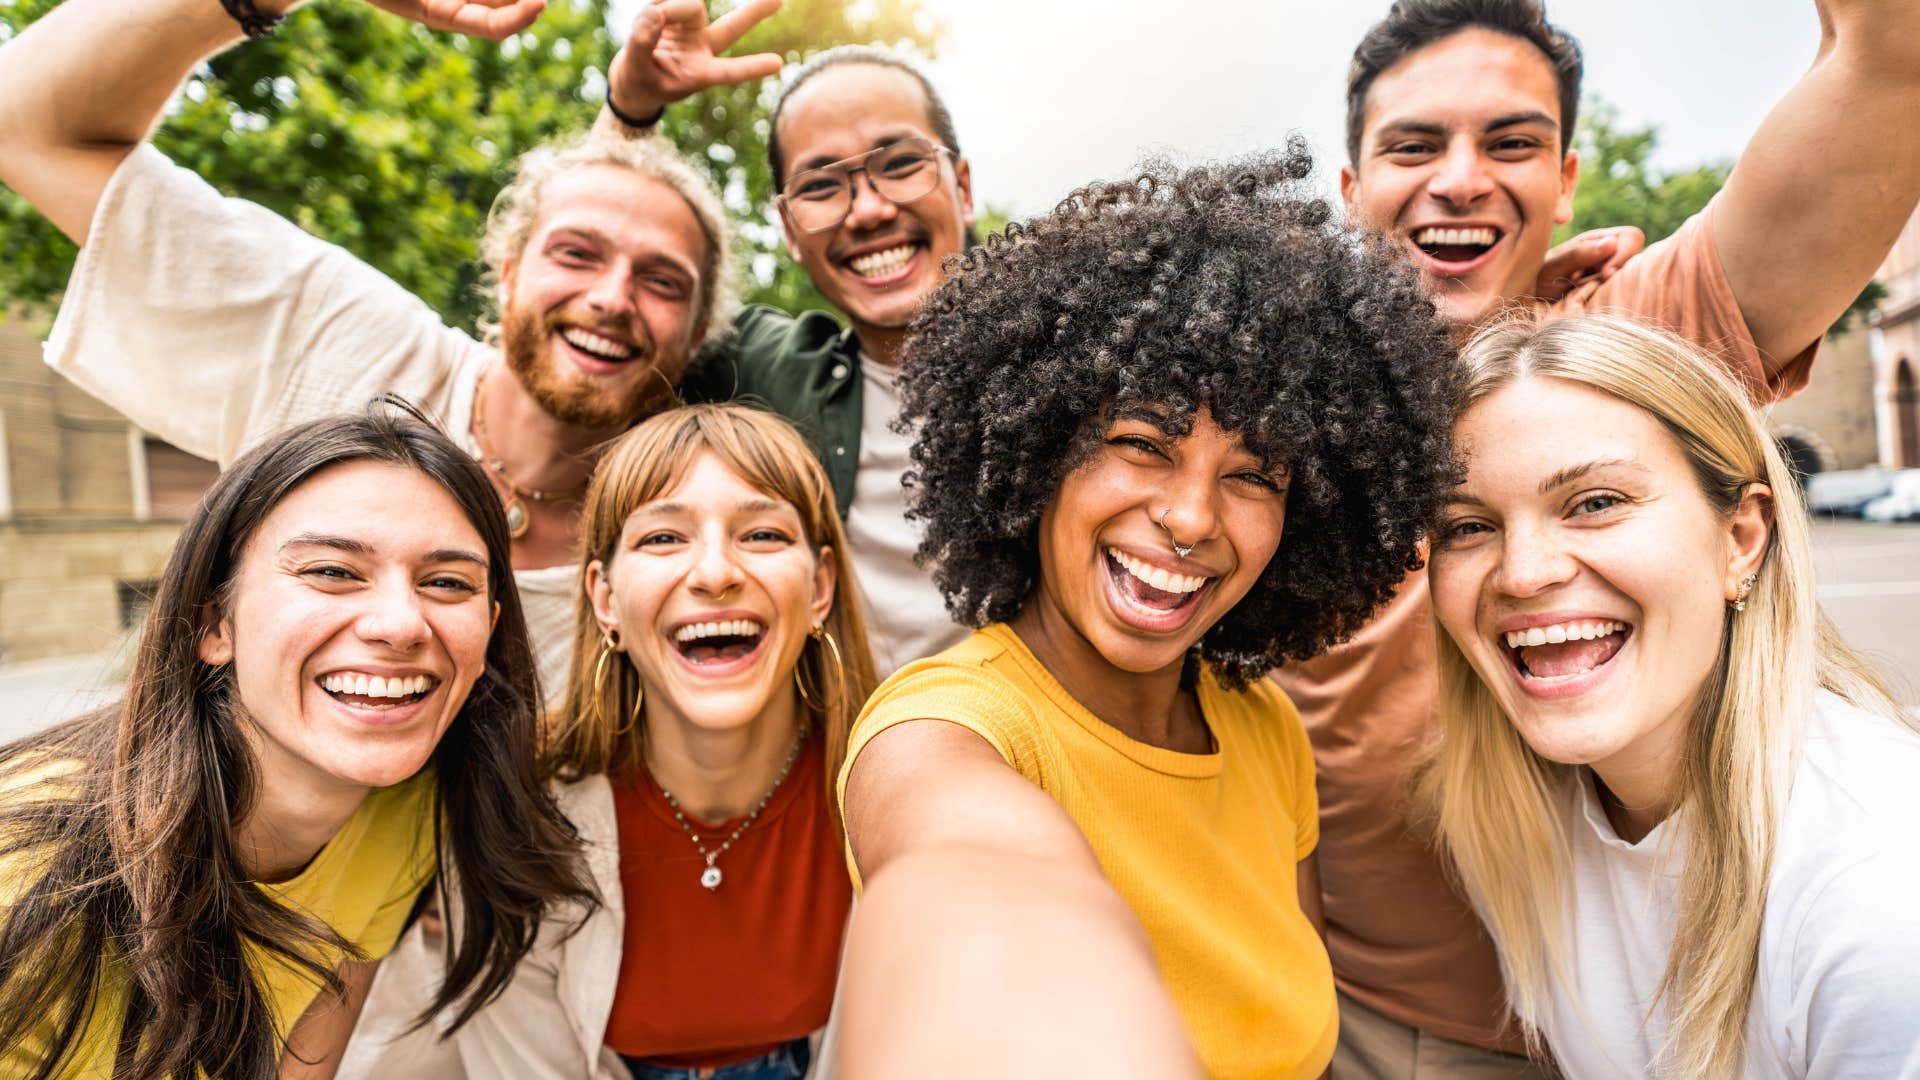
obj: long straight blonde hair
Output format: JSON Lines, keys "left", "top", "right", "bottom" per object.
{"left": 1421, "top": 315, "right": 1909, "bottom": 1078}
{"left": 543, "top": 404, "right": 879, "bottom": 830}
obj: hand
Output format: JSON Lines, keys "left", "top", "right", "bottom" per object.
{"left": 608, "top": 0, "right": 785, "bottom": 122}
{"left": 1533, "top": 225, "right": 1645, "bottom": 302}
{"left": 358, "top": 0, "right": 549, "bottom": 40}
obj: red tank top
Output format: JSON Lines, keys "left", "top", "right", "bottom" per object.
{"left": 602, "top": 734, "right": 852, "bottom": 1067}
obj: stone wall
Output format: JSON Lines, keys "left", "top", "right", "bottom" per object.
{"left": 0, "top": 321, "right": 211, "bottom": 661}
{"left": 0, "top": 519, "right": 183, "bottom": 660}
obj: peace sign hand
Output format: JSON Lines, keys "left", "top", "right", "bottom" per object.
{"left": 607, "top": 0, "right": 785, "bottom": 124}
{"left": 361, "top": 0, "right": 549, "bottom": 41}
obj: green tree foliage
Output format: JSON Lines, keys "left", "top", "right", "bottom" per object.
{"left": 1559, "top": 99, "right": 1881, "bottom": 337}
{"left": 0, "top": 0, "right": 939, "bottom": 330}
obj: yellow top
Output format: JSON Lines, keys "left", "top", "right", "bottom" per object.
{"left": 838, "top": 624, "right": 1336, "bottom": 1080}
{"left": 0, "top": 767, "right": 438, "bottom": 1077}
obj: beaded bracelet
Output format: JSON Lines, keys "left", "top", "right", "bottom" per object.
{"left": 218, "top": 0, "right": 284, "bottom": 38}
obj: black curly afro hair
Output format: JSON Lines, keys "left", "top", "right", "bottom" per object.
{"left": 896, "top": 142, "right": 1460, "bottom": 688}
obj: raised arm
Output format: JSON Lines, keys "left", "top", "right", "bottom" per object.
{"left": 0, "top": 0, "right": 542, "bottom": 243}
{"left": 838, "top": 721, "right": 1200, "bottom": 1079}
{"left": 597, "top": 0, "right": 784, "bottom": 137}
{"left": 1713, "top": 0, "right": 1920, "bottom": 367}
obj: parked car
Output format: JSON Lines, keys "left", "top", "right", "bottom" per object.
{"left": 1863, "top": 469, "right": 1920, "bottom": 523}
{"left": 1806, "top": 468, "right": 1893, "bottom": 517}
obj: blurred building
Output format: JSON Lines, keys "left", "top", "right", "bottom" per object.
{"left": 1764, "top": 201, "right": 1920, "bottom": 476}
{"left": 0, "top": 321, "right": 215, "bottom": 662}
{"left": 1868, "top": 203, "right": 1920, "bottom": 469}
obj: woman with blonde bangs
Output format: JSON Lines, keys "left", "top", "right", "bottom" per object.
{"left": 1423, "top": 314, "right": 1920, "bottom": 1079}
{"left": 444, "top": 404, "right": 877, "bottom": 1080}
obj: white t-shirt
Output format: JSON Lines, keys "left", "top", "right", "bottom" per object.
{"left": 841, "top": 357, "right": 968, "bottom": 677}
{"left": 44, "top": 145, "right": 579, "bottom": 707}
{"left": 1525, "top": 691, "right": 1920, "bottom": 1078}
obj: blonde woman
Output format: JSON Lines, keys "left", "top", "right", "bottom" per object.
{"left": 1424, "top": 314, "right": 1920, "bottom": 1079}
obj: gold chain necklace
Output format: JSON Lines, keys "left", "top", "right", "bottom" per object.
{"left": 470, "top": 392, "right": 588, "bottom": 539}
{"left": 659, "top": 724, "right": 808, "bottom": 891}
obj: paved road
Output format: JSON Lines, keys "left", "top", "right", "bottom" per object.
{"left": 1, "top": 521, "right": 1914, "bottom": 739}
{"left": 1810, "top": 519, "right": 1920, "bottom": 707}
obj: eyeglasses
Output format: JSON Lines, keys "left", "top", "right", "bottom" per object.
{"left": 777, "top": 137, "right": 957, "bottom": 234}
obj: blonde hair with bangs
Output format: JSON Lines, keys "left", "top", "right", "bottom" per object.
{"left": 544, "top": 405, "right": 878, "bottom": 825}
{"left": 1420, "top": 314, "right": 1910, "bottom": 1077}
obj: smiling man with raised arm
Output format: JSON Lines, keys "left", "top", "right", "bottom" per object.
{"left": 0, "top": 0, "right": 773, "bottom": 705}
{"left": 1285, "top": 1, "right": 1920, "bottom": 1076}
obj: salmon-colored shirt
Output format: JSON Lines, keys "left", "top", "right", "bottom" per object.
{"left": 1275, "top": 202, "right": 1817, "bottom": 1051}
{"left": 602, "top": 734, "right": 851, "bottom": 1068}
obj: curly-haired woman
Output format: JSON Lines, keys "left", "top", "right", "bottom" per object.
{"left": 831, "top": 148, "right": 1460, "bottom": 1078}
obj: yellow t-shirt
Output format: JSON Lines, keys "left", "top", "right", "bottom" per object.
{"left": 838, "top": 624, "right": 1336, "bottom": 1080}
{"left": 0, "top": 767, "right": 438, "bottom": 1077}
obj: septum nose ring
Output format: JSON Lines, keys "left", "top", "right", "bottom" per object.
{"left": 1156, "top": 507, "right": 1196, "bottom": 558}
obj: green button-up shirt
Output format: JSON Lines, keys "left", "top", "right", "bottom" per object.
{"left": 682, "top": 304, "right": 866, "bottom": 519}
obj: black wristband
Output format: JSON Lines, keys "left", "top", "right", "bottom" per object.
{"left": 218, "top": 0, "right": 284, "bottom": 37}
{"left": 605, "top": 90, "right": 666, "bottom": 131}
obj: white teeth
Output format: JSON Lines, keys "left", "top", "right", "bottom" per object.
{"left": 320, "top": 672, "right": 433, "bottom": 698}
{"left": 673, "top": 619, "right": 767, "bottom": 644}
{"left": 1106, "top": 548, "right": 1208, "bottom": 595}
{"left": 847, "top": 244, "right": 917, "bottom": 277}
{"left": 1503, "top": 621, "right": 1626, "bottom": 649}
{"left": 1414, "top": 226, "right": 1498, "bottom": 248}
{"left": 560, "top": 327, "right": 635, "bottom": 360}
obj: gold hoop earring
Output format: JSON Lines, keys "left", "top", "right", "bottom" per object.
{"left": 593, "top": 629, "right": 644, "bottom": 736}
{"left": 1730, "top": 573, "right": 1758, "bottom": 613}
{"left": 794, "top": 625, "right": 846, "bottom": 714}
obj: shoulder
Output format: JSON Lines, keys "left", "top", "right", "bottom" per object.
{"left": 850, "top": 628, "right": 1049, "bottom": 774}
{"left": 731, "top": 305, "right": 851, "bottom": 366}
{"left": 685, "top": 305, "right": 852, "bottom": 406}
{"left": 1200, "top": 670, "right": 1309, "bottom": 759}
{"left": 1786, "top": 691, "right": 1920, "bottom": 838}
{"left": 1769, "top": 695, "right": 1920, "bottom": 987}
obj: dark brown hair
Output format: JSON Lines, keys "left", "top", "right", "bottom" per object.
{"left": 1346, "top": 0, "right": 1583, "bottom": 165}
{"left": 0, "top": 408, "right": 593, "bottom": 1078}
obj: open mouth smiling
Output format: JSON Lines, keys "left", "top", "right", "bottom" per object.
{"left": 672, "top": 617, "right": 768, "bottom": 667}
{"left": 1103, "top": 546, "right": 1216, "bottom": 629}
{"left": 1411, "top": 224, "right": 1503, "bottom": 268}
{"left": 839, "top": 238, "right": 926, "bottom": 284}
{"left": 1501, "top": 619, "right": 1632, "bottom": 684}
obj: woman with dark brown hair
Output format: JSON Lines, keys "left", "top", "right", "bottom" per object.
{"left": 0, "top": 408, "right": 592, "bottom": 1079}
{"left": 433, "top": 404, "right": 878, "bottom": 1080}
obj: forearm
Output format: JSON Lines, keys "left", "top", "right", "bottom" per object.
{"left": 1713, "top": 0, "right": 1920, "bottom": 364}
{"left": 835, "top": 848, "right": 1201, "bottom": 1080}
{"left": 0, "top": 0, "right": 295, "bottom": 242}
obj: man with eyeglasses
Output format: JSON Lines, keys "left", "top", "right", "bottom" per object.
{"left": 604, "top": 4, "right": 981, "bottom": 675}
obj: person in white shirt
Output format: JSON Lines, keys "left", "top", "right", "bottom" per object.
{"left": 1424, "top": 313, "right": 1920, "bottom": 1079}
{"left": 0, "top": 0, "right": 768, "bottom": 704}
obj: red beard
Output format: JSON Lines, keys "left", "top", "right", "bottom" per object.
{"left": 499, "top": 302, "right": 684, "bottom": 429}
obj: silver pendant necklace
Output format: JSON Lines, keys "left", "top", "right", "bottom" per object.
{"left": 658, "top": 724, "right": 808, "bottom": 891}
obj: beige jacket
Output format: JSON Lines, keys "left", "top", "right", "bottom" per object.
{"left": 343, "top": 775, "right": 630, "bottom": 1079}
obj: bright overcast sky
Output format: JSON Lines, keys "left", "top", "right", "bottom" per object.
{"left": 908, "top": 0, "right": 1822, "bottom": 218}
